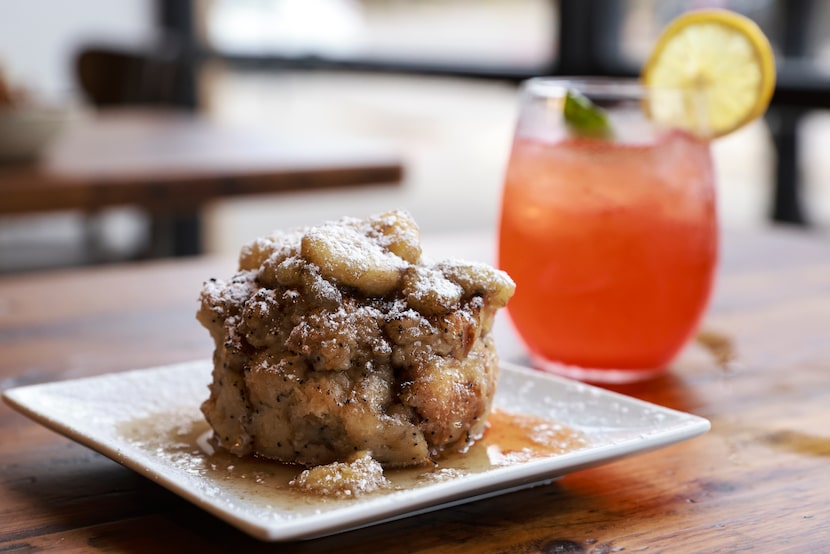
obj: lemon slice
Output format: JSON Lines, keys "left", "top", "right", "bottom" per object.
{"left": 642, "top": 9, "right": 776, "bottom": 138}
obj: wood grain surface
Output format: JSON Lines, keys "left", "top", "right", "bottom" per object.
{"left": 1, "top": 227, "right": 829, "bottom": 553}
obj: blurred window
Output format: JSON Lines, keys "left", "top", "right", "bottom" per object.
{"left": 194, "top": 0, "right": 830, "bottom": 228}
{"left": 598, "top": 0, "right": 830, "bottom": 81}
{"left": 199, "top": 0, "right": 558, "bottom": 72}
{"left": 604, "top": 0, "right": 781, "bottom": 71}
{"left": 198, "top": 0, "right": 830, "bottom": 82}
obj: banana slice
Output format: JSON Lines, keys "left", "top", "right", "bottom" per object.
{"left": 239, "top": 229, "right": 303, "bottom": 271}
{"left": 367, "top": 210, "right": 422, "bottom": 264}
{"left": 301, "top": 224, "right": 405, "bottom": 296}
{"left": 402, "top": 266, "right": 463, "bottom": 315}
{"left": 438, "top": 260, "right": 516, "bottom": 308}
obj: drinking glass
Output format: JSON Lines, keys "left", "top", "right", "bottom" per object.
{"left": 498, "top": 78, "right": 718, "bottom": 383}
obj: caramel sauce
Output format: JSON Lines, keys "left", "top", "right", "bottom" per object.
{"left": 482, "top": 409, "right": 590, "bottom": 463}
{"left": 117, "top": 408, "right": 588, "bottom": 508}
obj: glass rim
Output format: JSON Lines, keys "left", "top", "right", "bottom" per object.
{"left": 522, "top": 77, "right": 691, "bottom": 100}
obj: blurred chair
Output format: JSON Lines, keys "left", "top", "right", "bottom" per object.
{"left": 75, "top": 39, "right": 196, "bottom": 109}
{"left": 77, "top": 47, "right": 178, "bottom": 107}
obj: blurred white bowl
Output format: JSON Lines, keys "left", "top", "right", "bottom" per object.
{"left": 0, "top": 107, "right": 70, "bottom": 164}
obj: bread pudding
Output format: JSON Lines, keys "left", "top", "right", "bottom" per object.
{"left": 198, "top": 210, "right": 514, "bottom": 468}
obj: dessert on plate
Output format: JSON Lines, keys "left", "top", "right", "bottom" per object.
{"left": 198, "top": 210, "right": 514, "bottom": 469}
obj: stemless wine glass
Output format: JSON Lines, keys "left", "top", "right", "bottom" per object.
{"left": 498, "top": 78, "right": 718, "bottom": 383}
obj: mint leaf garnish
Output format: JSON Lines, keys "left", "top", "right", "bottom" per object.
{"left": 564, "top": 89, "right": 612, "bottom": 139}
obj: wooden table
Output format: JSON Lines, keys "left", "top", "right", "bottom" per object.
{"left": 0, "top": 109, "right": 403, "bottom": 256}
{"left": 1, "top": 226, "right": 829, "bottom": 552}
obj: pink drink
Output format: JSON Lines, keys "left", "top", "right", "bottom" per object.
{"left": 499, "top": 89, "right": 718, "bottom": 383}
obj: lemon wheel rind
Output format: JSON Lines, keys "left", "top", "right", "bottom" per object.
{"left": 642, "top": 9, "right": 776, "bottom": 138}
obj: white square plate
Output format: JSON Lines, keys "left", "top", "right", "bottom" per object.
{"left": 3, "top": 360, "right": 709, "bottom": 541}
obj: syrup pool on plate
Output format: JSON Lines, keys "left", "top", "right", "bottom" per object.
{"left": 118, "top": 407, "right": 588, "bottom": 506}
